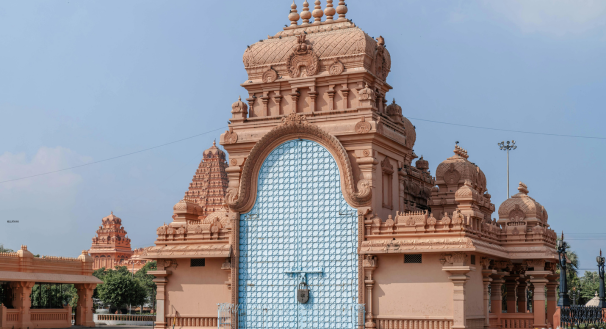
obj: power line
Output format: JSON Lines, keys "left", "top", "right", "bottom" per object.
{"left": 0, "top": 126, "right": 227, "bottom": 185}
{"left": 409, "top": 117, "right": 606, "bottom": 140}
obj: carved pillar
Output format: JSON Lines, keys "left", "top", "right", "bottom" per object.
{"left": 363, "top": 255, "right": 377, "bottom": 329}
{"left": 517, "top": 276, "right": 528, "bottom": 313}
{"left": 481, "top": 258, "right": 495, "bottom": 328}
{"left": 273, "top": 91, "right": 283, "bottom": 115}
{"left": 341, "top": 84, "right": 350, "bottom": 109}
{"left": 289, "top": 89, "right": 300, "bottom": 113}
{"left": 328, "top": 84, "right": 336, "bottom": 111}
{"left": 309, "top": 89, "right": 317, "bottom": 112}
{"left": 443, "top": 253, "right": 473, "bottom": 329}
{"left": 505, "top": 275, "right": 520, "bottom": 313}
{"left": 546, "top": 274, "right": 559, "bottom": 326}
{"left": 75, "top": 283, "right": 96, "bottom": 327}
{"left": 150, "top": 270, "right": 171, "bottom": 329}
{"left": 11, "top": 281, "right": 35, "bottom": 329}
{"left": 260, "top": 92, "right": 270, "bottom": 116}
{"left": 246, "top": 96, "right": 255, "bottom": 117}
{"left": 490, "top": 272, "right": 507, "bottom": 315}
{"left": 222, "top": 257, "right": 232, "bottom": 290}
{"left": 527, "top": 269, "right": 549, "bottom": 328}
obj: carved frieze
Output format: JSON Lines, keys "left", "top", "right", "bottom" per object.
{"left": 262, "top": 67, "right": 278, "bottom": 83}
{"left": 286, "top": 35, "right": 319, "bottom": 78}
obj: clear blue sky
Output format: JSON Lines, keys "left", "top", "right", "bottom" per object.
{"left": 1, "top": 0, "right": 605, "bottom": 271}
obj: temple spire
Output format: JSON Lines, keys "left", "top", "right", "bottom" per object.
{"left": 289, "top": 1, "right": 300, "bottom": 26}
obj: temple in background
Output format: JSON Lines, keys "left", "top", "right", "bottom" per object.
{"left": 184, "top": 141, "right": 229, "bottom": 218}
{"left": 88, "top": 212, "right": 147, "bottom": 272}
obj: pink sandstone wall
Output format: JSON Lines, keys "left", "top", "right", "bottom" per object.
{"left": 374, "top": 254, "right": 453, "bottom": 318}
{"left": 465, "top": 254, "right": 484, "bottom": 319}
{"left": 165, "top": 258, "right": 229, "bottom": 317}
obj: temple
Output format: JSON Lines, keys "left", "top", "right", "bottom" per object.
{"left": 89, "top": 212, "right": 148, "bottom": 272}
{"left": 144, "top": 1, "right": 559, "bottom": 328}
{"left": 184, "top": 141, "right": 229, "bottom": 217}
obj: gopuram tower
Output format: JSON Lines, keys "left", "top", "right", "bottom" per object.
{"left": 89, "top": 212, "right": 134, "bottom": 271}
{"left": 184, "top": 141, "right": 229, "bottom": 218}
{"left": 145, "top": 2, "right": 559, "bottom": 329}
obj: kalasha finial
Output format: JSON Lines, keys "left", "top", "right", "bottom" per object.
{"left": 301, "top": 0, "right": 311, "bottom": 25}
{"left": 213, "top": 139, "right": 216, "bottom": 147}
{"left": 289, "top": 1, "right": 300, "bottom": 26}
{"left": 312, "top": 0, "right": 323, "bottom": 24}
{"left": 324, "top": 0, "right": 335, "bottom": 22}
{"left": 336, "top": 0, "right": 348, "bottom": 21}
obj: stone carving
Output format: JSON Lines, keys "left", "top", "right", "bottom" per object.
{"left": 372, "top": 36, "right": 391, "bottom": 80}
{"left": 230, "top": 158, "right": 237, "bottom": 166}
{"left": 354, "top": 117, "right": 372, "bottom": 134}
{"left": 358, "top": 83, "right": 376, "bottom": 101}
{"left": 328, "top": 58, "right": 344, "bottom": 76}
{"left": 227, "top": 113, "right": 372, "bottom": 212}
{"left": 224, "top": 127, "right": 238, "bottom": 144}
{"left": 221, "top": 257, "right": 232, "bottom": 270}
{"left": 451, "top": 211, "right": 464, "bottom": 225}
{"left": 262, "top": 67, "right": 278, "bottom": 83}
{"left": 480, "top": 257, "right": 492, "bottom": 270}
{"left": 512, "top": 227, "right": 520, "bottom": 235}
{"left": 381, "top": 157, "right": 394, "bottom": 173}
{"left": 286, "top": 34, "right": 319, "bottom": 78}
{"left": 525, "top": 259, "right": 545, "bottom": 269}
{"left": 427, "top": 213, "right": 437, "bottom": 225}
{"left": 363, "top": 255, "right": 377, "bottom": 268}
{"left": 159, "top": 259, "right": 178, "bottom": 270}
{"left": 231, "top": 96, "right": 248, "bottom": 114}
{"left": 441, "top": 212, "right": 451, "bottom": 225}
{"left": 509, "top": 204, "right": 525, "bottom": 223}
{"left": 443, "top": 163, "right": 461, "bottom": 185}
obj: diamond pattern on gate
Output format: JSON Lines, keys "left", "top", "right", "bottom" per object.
{"left": 238, "top": 139, "right": 359, "bottom": 328}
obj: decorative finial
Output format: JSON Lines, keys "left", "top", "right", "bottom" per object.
{"left": 111, "top": 211, "right": 113, "bottom": 215}
{"left": 312, "top": 0, "right": 323, "bottom": 24}
{"left": 324, "top": 0, "right": 335, "bottom": 22}
{"left": 336, "top": 0, "right": 348, "bottom": 21}
{"left": 289, "top": 1, "right": 300, "bottom": 26}
{"left": 517, "top": 182, "right": 529, "bottom": 194}
{"left": 301, "top": 0, "right": 311, "bottom": 25}
{"left": 213, "top": 139, "right": 216, "bottom": 147}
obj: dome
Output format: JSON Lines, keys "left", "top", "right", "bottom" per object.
{"left": 203, "top": 140, "right": 226, "bottom": 159}
{"left": 401, "top": 116, "right": 416, "bottom": 150}
{"left": 385, "top": 98, "right": 402, "bottom": 117}
{"left": 242, "top": 21, "right": 391, "bottom": 82}
{"left": 435, "top": 144, "right": 487, "bottom": 193}
{"left": 498, "top": 182, "right": 548, "bottom": 224}
{"left": 102, "top": 212, "right": 122, "bottom": 225}
{"left": 173, "top": 199, "right": 203, "bottom": 215}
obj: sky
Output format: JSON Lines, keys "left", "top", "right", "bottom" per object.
{"left": 0, "top": 0, "right": 605, "bottom": 272}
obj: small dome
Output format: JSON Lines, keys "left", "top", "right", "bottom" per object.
{"left": 415, "top": 156, "right": 429, "bottom": 171}
{"left": 435, "top": 144, "right": 487, "bottom": 193}
{"left": 498, "top": 182, "right": 548, "bottom": 224}
{"left": 102, "top": 212, "right": 122, "bottom": 225}
{"left": 203, "top": 140, "right": 226, "bottom": 159}
{"left": 385, "top": 98, "right": 402, "bottom": 117}
{"left": 231, "top": 96, "right": 248, "bottom": 114}
{"left": 173, "top": 199, "right": 202, "bottom": 215}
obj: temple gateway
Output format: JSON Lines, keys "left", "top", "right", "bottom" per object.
{"left": 143, "top": 1, "right": 559, "bottom": 328}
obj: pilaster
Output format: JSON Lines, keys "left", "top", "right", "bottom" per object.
{"left": 517, "top": 276, "right": 528, "bottom": 313}
{"left": 363, "top": 255, "right": 377, "bottom": 329}
{"left": 481, "top": 266, "right": 495, "bottom": 328}
{"left": 10, "top": 281, "right": 35, "bottom": 329}
{"left": 443, "top": 256, "right": 474, "bottom": 329}
{"left": 150, "top": 270, "right": 171, "bottom": 329}
{"left": 490, "top": 272, "right": 507, "bottom": 315}
{"left": 505, "top": 274, "right": 520, "bottom": 313}
{"left": 546, "top": 274, "right": 559, "bottom": 326}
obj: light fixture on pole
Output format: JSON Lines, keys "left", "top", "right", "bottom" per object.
{"left": 498, "top": 140, "right": 517, "bottom": 198}
{"left": 597, "top": 249, "right": 606, "bottom": 308}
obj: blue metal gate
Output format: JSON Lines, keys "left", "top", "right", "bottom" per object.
{"left": 234, "top": 139, "right": 360, "bottom": 328}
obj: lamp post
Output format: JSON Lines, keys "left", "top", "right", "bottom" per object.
{"left": 569, "top": 288, "right": 578, "bottom": 306}
{"left": 498, "top": 140, "right": 517, "bottom": 198}
{"left": 557, "top": 232, "right": 571, "bottom": 307}
{"left": 597, "top": 249, "right": 606, "bottom": 308}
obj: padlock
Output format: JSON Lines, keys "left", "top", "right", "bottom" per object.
{"left": 297, "top": 281, "right": 309, "bottom": 304}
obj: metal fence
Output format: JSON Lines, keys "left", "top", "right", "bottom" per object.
{"left": 560, "top": 305, "right": 606, "bottom": 328}
{"left": 218, "top": 303, "right": 365, "bottom": 329}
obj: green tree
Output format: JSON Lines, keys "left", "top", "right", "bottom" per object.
{"left": 0, "top": 244, "right": 14, "bottom": 253}
{"left": 579, "top": 271, "right": 600, "bottom": 304}
{"left": 135, "top": 261, "right": 157, "bottom": 313}
{"left": 97, "top": 268, "right": 147, "bottom": 312}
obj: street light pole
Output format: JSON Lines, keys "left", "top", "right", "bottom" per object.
{"left": 498, "top": 140, "right": 517, "bottom": 198}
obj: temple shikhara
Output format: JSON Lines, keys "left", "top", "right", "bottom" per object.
{"left": 142, "top": 1, "right": 560, "bottom": 329}
{"left": 89, "top": 212, "right": 148, "bottom": 272}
